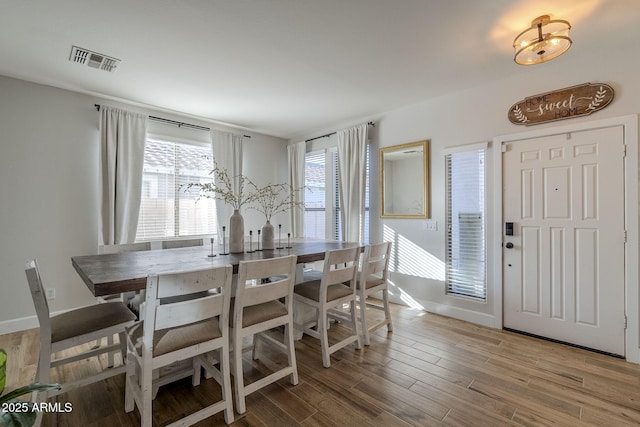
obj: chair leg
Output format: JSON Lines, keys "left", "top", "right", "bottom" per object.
{"left": 33, "top": 411, "right": 43, "bottom": 427}
{"left": 192, "top": 357, "right": 202, "bottom": 386}
{"left": 118, "top": 331, "right": 128, "bottom": 366}
{"left": 124, "top": 353, "right": 136, "bottom": 413}
{"left": 350, "top": 300, "right": 362, "bottom": 350}
{"left": 251, "top": 334, "right": 261, "bottom": 360}
{"left": 285, "top": 323, "right": 299, "bottom": 385}
{"left": 31, "top": 352, "right": 50, "bottom": 427}
{"left": 107, "top": 334, "right": 115, "bottom": 367}
{"left": 140, "top": 363, "right": 153, "bottom": 427}
{"left": 30, "top": 379, "right": 44, "bottom": 427}
{"left": 36, "top": 350, "right": 51, "bottom": 385}
{"left": 233, "top": 332, "right": 247, "bottom": 414}
{"left": 383, "top": 289, "right": 393, "bottom": 332}
{"left": 359, "top": 295, "right": 370, "bottom": 346}
{"left": 220, "top": 347, "right": 235, "bottom": 424}
{"left": 319, "top": 308, "right": 331, "bottom": 368}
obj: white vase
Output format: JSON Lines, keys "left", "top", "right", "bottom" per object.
{"left": 229, "top": 209, "right": 244, "bottom": 253}
{"left": 261, "top": 220, "right": 274, "bottom": 250}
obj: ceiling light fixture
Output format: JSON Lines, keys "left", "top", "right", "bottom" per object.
{"left": 513, "top": 15, "right": 572, "bottom": 65}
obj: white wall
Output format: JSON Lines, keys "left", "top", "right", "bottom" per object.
{"left": 3, "top": 34, "right": 640, "bottom": 340}
{"left": 0, "top": 75, "right": 288, "bottom": 333}
{"left": 241, "top": 130, "right": 291, "bottom": 234}
{"left": 294, "top": 43, "right": 640, "bottom": 328}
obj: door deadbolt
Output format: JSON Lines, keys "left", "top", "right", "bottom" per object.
{"left": 505, "top": 222, "right": 514, "bottom": 236}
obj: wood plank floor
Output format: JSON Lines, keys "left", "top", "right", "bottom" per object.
{"left": 2, "top": 303, "right": 640, "bottom": 426}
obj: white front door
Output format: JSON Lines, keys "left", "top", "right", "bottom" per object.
{"left": 503, "top": 125, "right": 626, "bottom": 355}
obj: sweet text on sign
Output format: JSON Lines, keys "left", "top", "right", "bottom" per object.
{"left": 508, "top": 83, "right": 614, "bottom": 126}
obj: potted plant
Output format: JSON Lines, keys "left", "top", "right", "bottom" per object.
{"left": 0, "top": 349, "right": 60, "bottom": 427}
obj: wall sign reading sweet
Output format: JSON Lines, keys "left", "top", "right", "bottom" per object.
{"left": 508, "top": 83, "right": 614, "bottom": 126}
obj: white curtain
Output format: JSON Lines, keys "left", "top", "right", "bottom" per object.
{"left": 100, "top": 106, "right": 147, "bottom": 245}
{"left": 337, "top": 123, "right": 368, "bottom": 243}
{"left": 288, "top": 141, "right": 306, "bottom": 237}
{"left": 211, "top": 130, "right": 243, "bottom": 238}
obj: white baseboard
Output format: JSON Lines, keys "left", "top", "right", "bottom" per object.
{"left": 387, "top": 293, "right": 497, "bottom": 329}
{"left": 0, "top": 315, "right": 39, "bottom": 335}
{"left": 419, "top": 300, "right": 497, "bottom": 329}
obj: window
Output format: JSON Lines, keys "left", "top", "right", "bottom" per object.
{"left": 136, "top": 138, "right": 217, "bottom": 241}
{"left": 304, "top": 150, "right": 335, "bottom": 239}
{"left": 304, "top": 146, "right": 370, "bottom": 243}
{"left": 363, "top": 143, "right": 370, "bottom": 243}
{"left": 445, "top": 146, "right": 486, "bottom": 300}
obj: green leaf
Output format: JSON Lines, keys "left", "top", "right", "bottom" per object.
{"left": 0, "top": 349, "right": 6, "bottom": 396}
{"left": 0, "top": 384, "right": 61, "bottom": 405}
{"left": 0, "top": 399, "right": 37, "bottom": 427}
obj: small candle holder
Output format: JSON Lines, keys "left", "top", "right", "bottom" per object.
{"left": 276, "top": 224, "right": 284, "bottom": 249}
{"left": 207, "top": 237, "right": 216, "bottom": 258}
{"left": 220, "top": 225, "right": 229, "bottom": 255}
{"left": 286, "top": 232, "right": 292, "bottom": 249}
{"left": 246, "top": 230, "right": 255, "bottom": 253}
{"left": 257, "top": 229, "right": 262, "bottom": 251}
{"left": 208, "top": 237, "right": 217, "bottom": 257}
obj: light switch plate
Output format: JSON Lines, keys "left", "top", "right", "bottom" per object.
{"left": 423, "top": 220, "right": 437, "bottom": 231}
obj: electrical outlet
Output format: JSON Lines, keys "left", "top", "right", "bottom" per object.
{"left": 423, "top": 220, "right": 437, "bottom": 231}
{"left": 45, "top": 288, "right": 56, "bottom": 300}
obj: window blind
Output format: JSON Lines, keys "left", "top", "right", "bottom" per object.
{"left": 304, "top": 146, "right": 370, "bottom": 242}
{"left": 332, "top": 150, "right": 341, "bottom": 241}
{"left": 445, "top": 148, "right": 486, "bottom": 299}
{"left": 304, "top": 151, "right": 327, "bottom": 239}
{"left": 363, "top": 143, "right": 370, "bottom": 244}
{"left": 136, "top": 139, "right": 217, "bottom": 241}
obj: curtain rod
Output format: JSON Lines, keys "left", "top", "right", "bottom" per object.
{"left": 305, "top": 122, "right": 375, "bottom": 143}
{"left": 94, "top": 104, "right": 251, "bottom": 138}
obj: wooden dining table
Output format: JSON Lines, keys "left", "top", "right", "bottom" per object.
{"left": 72, "top": 239, "right": 360, "bottom": 297}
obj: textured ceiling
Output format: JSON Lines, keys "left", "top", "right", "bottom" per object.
{"left": 0, "top": 0, "right": 637, "bottom": 138}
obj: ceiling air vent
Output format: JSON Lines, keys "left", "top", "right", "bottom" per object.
{"left": 69, "top": 46, "right": 120, "bottom": 72}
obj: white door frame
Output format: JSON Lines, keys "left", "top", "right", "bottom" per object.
{"left": 492, "top": 114, "right": 639, "bottom": 363}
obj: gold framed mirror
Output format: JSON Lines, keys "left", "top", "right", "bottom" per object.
{"left": 380, "top": 140, "right": 429, "bottom": 218}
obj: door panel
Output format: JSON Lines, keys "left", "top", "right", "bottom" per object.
{"left": 550, "top": 227, "right": 564, "bottom": 319}
{"left": 522, "top": 226, "right": 540, "bottom": 314}
{"left": 503, "top": 126, "right": 625, "bottom": 355}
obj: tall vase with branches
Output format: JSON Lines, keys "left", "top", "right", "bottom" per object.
{"left": 187, "top": 164, "right": 264, "bottom": 253}
{"left": 250, "top": 183, "right": 305, "bottom": 250}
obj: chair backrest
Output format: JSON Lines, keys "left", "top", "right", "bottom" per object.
{"left": 319, "top": 247, "right": 360, "bottom": 295}
{"left": 360, "top": 241, "right": 392, "bottom": 283}
{"left": 235, "top": 255, "right": 297, "bottom": 314}
{"left": 142, "top": 265, "right": 233, "bottom": 347}
{"left": 99, "top": 242, "right": 151, "bottom": 254}
{"left": 25, "top": 260, "right": 52, "bottom": 341}
{"left": 161, "top": 238, "right": 204, "bottom": 249}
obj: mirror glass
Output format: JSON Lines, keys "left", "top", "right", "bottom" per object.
{"left": 380, "top": 140, "right": 429, "bottom": 218}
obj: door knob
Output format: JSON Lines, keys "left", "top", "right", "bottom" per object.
{"left": 505, "top": 242, "right": 514, "bottom": 249}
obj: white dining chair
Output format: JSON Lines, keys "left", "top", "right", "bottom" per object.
{"left": 161, "top": 238, "right": 204, "bottom": 249}
{"left": 124, "top": 264, "right": 234, "bottom": 426}
{"left": 25, "top": 259, "right": 136, "bottom": 425}
{"left": 357, "top": 241, "right": 393, "bottom": 345}
{"left": 99, "top": 242, "right": 152, "bottom": 254}
{"left": 231, "top": 255, "right": 298, "bottom": 414}
{"left": 293, "top": 246, "right": 361, "bottom": 368}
